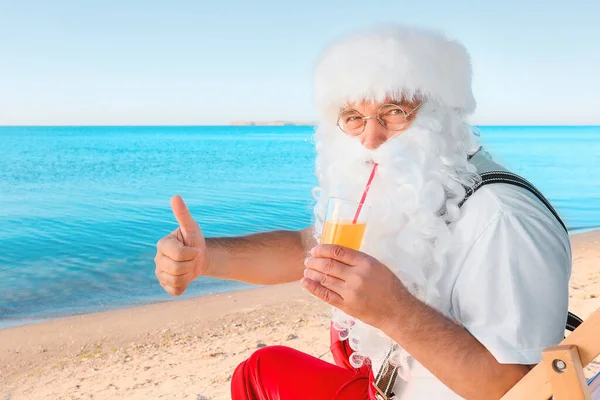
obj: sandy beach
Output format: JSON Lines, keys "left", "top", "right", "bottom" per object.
{"left": 1, "top": 230, "right": 599, "bottom": 400}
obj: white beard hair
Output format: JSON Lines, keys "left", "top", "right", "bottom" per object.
{"left": 311, "top": 102, "right": 481, "bottom": 379}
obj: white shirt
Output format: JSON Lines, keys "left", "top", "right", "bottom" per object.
{"left": 386, "top": 151, "right": 572, "bottom": 399}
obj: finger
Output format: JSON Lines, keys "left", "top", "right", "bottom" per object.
{"left": 157, "top": 236, "right": 199, "bottom": 262}
{"left": 303, "top": 268, "right": 345, "bottom": 294}
{"left": 160, "top": 281, "right": 187, "bottom": 297}
{"left": 170, "top": 195, "right": 201, "bottom": 237}
{"left": 311, "top": 244, "right": 365, "bottom": 267}
{"left": 155, "top": 255, "right": 196, "bottom": 276}
{"left": 305, "top": 257, "right": 349, "bottom": 280}
{"left": 300, "top": 277, "right": 343, "bottom": 307}
{"left": 156, "top": 269, "right": 196, "bottom": 288}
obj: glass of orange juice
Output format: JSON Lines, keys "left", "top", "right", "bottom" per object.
{"left": 320, "top": 197, "right": 370, "bottom": 250}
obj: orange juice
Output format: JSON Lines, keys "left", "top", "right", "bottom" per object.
{"left": 321, "top": 220, "right": 367, "bottom": 250}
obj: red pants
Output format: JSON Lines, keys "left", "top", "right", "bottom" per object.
{"left": 231, "top": 326, "right": 376, "bottom": 400}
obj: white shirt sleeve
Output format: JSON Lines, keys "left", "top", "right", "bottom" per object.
{"left": 450, "top": 210, "right": 572, "bottom": 365}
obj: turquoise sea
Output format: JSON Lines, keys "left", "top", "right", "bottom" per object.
{"left": 1, "top": 125, "right": 599, "bottom": 329}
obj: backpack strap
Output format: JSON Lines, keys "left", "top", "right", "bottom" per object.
{"left": 460, "top": 169, "right": 581, "bottom": 332}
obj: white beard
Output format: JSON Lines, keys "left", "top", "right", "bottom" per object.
{"left": 311, "top": 102, "right": 481, "bottom": 379}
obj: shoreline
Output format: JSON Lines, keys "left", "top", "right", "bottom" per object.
{"left": 0, "top": 284, "right": 257, "bottom": 332}
{"left": 2, "top": 229, "right": 599, "bottom": 399}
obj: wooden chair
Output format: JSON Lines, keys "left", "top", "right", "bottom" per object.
{"left": 502, "top": 307, "right": 600, "bottom": 400}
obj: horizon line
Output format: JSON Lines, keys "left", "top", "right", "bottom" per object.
{"left": 1, "top": 123, "right": 600, "bottom": 128}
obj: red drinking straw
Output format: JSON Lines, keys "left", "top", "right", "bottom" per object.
{"left": 352, "top": 163, "right": 378, "bottom": 224}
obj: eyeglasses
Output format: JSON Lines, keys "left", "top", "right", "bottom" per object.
{"left": 336, "top": 103, "right": 422, "bottom": 136}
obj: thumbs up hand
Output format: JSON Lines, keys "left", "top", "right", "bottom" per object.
{"left": 154, "top": 195, "right": 209, "bottom": 296}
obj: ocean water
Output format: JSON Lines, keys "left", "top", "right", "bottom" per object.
{"left": 1, "top": 125, "right": 599, "bottom": 329}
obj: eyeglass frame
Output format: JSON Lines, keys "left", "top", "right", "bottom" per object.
{"left": 336, "top": 102, "right": 423, "bottom": 136}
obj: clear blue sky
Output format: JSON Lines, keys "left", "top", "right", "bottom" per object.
{"left": 1, "top": 0, "right": 598, "bottom": 125}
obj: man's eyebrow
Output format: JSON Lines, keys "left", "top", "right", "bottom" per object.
{"left": 388, "top": 99, "right": 417, "bottom": 107}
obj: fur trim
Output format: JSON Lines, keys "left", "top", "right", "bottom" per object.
{"left": 313, "top": 24, "right": 476, "bottom": 122}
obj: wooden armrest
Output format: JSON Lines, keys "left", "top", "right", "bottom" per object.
{"left": 502, "top": 308, "right": 600, "bottom": 400}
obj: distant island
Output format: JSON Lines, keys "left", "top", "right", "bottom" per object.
{"left": 230, "top": 121, "right": 315, "bottom": 126}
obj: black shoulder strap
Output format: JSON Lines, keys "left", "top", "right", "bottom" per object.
{"left": 460, "top": 170, "right": 581, "bottom": 332}
{"left": 566, "top": 312, "right": 584, "bottom": 332}
{"left": 461, "top": 170, "right": 568, "bottom": 233}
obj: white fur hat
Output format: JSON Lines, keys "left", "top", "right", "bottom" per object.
{"left": 313, "top": 24, "right": 476, "bottom": 122}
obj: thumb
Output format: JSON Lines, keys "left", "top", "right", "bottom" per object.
{"left": 170, "top": 195, "right": 203, "bottom": 247}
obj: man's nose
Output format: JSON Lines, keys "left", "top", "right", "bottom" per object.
{"left": 360, "top": 118, "right": 389, "bottom": 150}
